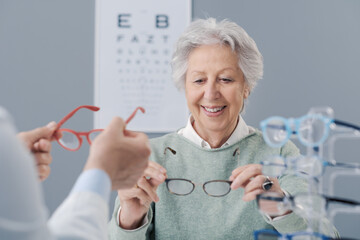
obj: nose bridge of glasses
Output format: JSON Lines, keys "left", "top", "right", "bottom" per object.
{"left": 192, "top": 182, "right": 203, "bottom": 186}
{"left": 287, "top": 118, "right": 298, "bottom": 133}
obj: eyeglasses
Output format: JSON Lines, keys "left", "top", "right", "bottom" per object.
{"left": 163, "top": 147, "right": 233, "bottom": 197}
{"left": 260, "top": 114, "right": 360, "bottom": 148}
{"left": 165, "top": 178, "right": 233, "bottom": 197}
{"left": 55, "top": 105, "right": 145, "bottom": 151}
{"left": 256, "top": 192, "right": 360, "bottom": 218}
{"left": 261, "top": 155, "right": 360, "bottom": 179}
{"left": 254, "top": 229, "right": 357, "bottom": 240}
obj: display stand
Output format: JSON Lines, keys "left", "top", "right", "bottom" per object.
{"left": 259, "top": 106, "right": 360, "bottom": 238}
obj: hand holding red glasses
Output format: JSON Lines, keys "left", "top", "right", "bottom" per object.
{"left": 84, "top": 116, "right": 151, "bottom": 190}
{"left": 17, "top": 121, "right": 62, "bottom": 181}
{"left": 54, "top": 105, "right": 145, "bottom": 151}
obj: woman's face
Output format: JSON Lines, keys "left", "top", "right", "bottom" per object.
{"left": 185, "top": 44, "right": 249, "bottom": 137}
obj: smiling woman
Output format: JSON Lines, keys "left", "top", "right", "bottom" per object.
{"left": 108, "top": 18, "right": 338, "bottom": 240}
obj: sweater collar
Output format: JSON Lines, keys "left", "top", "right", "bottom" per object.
{"left": 178, "top": 115, "right": 255, "bottom": 149}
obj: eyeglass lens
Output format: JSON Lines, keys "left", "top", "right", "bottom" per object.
{"left": 264, "top": 118, "right": 288, "bottom": 146}
{"left": 58, "top": 131, "right": 79, "bottom": 150}
{"left": 88, "top": 130, "right": 102, "bottom": 142}
{"left": 292, "top": 194, "right": 327, "bottom": 218}
{"left": 295, "top": 156, "right": 323, "bottom": 177}
{"left": 297, "top": 116, "right": 327, "bottom": 146}
{"left": 257, "top": 193, "right": 327, "bottom": 218}
{"left": 264, "top": 115, "right": 329, "bottom": 147}
{"left": 261, "top": 156, "right": 286, "bottom": 177}
{"left": 262, "top": 156, "right": 324, "bottom": 178}
{"left": 58, "top": 130, "right": 103, "bottom": 150}
{"left": 167, "top": 179, "right": 194, "bottom": 195}
{"left": 203, "top": 181, "right": 231, "bottom": 196}
{"left": 257, "top": 193, "right": 289, "bottom": 217}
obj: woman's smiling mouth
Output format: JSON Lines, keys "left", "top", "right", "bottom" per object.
{"left": 201, "top": 106, "right": 227, "bottom": 116}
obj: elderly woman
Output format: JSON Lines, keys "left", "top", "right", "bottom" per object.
{"left": 108, "top": 18, "right": 337, "bottom": 239}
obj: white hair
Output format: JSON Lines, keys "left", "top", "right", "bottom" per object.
{"left": 171, "top": 18, "right": 263, "bottom": 92}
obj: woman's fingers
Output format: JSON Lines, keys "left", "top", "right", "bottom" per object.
{"left": 244, "top": 175, "right": 266, "bottom": 194}
{"left": 230, "top": 164, "right": 262, "bottom": 189}
{"left": 137, "top": 177, "right": 159, "bottom": 202}
{"left": 231, "top": 165, "right": 250, "bottom": 177}
{"left": 148, "top": 161, "right": 167, "bottom": 174}
{"left": 133, "top": 188, "right": 153, "bottom": 206}
{"left": 242, "top": 188, "right": 264, "bottom": 202}
{"left": 143, "top": 162, "right": 167, "bottom": 184}
{"left": 119, "top": 186, "right": 152, "bottom": 203}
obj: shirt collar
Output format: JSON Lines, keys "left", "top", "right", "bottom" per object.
{"left": 178, "top": 115, "right": 254, "bottom": 149}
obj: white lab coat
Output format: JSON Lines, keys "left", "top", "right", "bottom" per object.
{"left": 0, "top": 107, "right": 109, "bottom": 240}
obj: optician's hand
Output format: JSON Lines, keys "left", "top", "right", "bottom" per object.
{"left": 17, "top": 121, "right": 59, "bottom": 181}
{"left": 229, "top": 164, "right": 284, "bottom": 201}
{"left": 84, "top": 116, "right": 150, "bottom": 190}
{"left": 117, "top": 161, "right": 167, "bottom": 230}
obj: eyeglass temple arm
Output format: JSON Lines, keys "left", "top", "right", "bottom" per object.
{"left": 326, "top": 161, "right": 360, "bottom": 169}
{"left": 163, "top": 147, "right": 176, "bottom": 155}
{"left": 56, "top": 105, "right": 100, "bottom": 130}
{"left": 334, "top": 119, "right": 360, "bottom": 132}
{"left": 233, "top": 148, "right": 240, "bottom": 156}
{"left": 125, "top": 107, "right": 145, "bottom": 124}
{"left": 257, "top": 195, "right": 284, "bottom": 202}
{"left": 326, "top": 195, "right": 360, "bottom": 206}
{"left": 337, "top": 238, "right": 360, "bottom": 240}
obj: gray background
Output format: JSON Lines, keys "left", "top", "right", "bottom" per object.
{"left": 1, "top": 0, "right": 360, "bottom": 237}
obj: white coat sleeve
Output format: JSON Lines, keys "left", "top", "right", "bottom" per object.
{"left": 48, "top": 169, "right": 111, "bottom": 240}
{"left": 0, "top": 107, "right": 53, "bottom": 240}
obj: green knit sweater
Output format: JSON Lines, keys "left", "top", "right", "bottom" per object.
{"left": 108, "top": 130, "right": 337, "bottom": 240}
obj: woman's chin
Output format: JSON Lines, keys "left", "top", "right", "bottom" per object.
{"left": 198, "top": 121, "right": 229, "bottom": 134}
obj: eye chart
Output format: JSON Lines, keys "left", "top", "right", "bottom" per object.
{"left": 95, "top": 0, "right": 191, "bottom": 132}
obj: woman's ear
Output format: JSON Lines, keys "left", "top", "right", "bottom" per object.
{"left": 243, "top": 87, "right": 250, "bottom": 99}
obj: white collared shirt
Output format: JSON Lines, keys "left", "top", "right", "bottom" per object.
{"left": 177, "top": 115, "right": 255, "bottom": 149}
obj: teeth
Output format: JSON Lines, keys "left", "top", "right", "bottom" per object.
{"left": 204, "top": 106, "right": 224, "bottom": 113}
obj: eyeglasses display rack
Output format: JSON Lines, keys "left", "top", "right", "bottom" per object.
{"left": 256, "top": 106, "right": 360, "bottom": 239}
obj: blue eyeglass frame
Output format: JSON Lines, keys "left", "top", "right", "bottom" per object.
{"left": 253, "top": 229, "right": 358, "bottom": 240}
{"left": 260, "top": 114, "right": 360, "bottom": 148}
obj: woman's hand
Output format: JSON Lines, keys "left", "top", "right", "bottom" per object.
{"left": 117, "top": 161, "right": 167, "bottom": 230}
{"left": 229, "top": 164, "right": 283, "bottom": 201}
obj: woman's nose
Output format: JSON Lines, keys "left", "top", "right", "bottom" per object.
{"left": 204, "top": 81, "right": 221, "bottom": 100}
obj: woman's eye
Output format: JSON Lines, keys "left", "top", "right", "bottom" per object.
{"left": 194, "top": 79, "right": 204, "bottom": 83}
{"left": 220, "top": 78, "right": 233, "bottom": 82}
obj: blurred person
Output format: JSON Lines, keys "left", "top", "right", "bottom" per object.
{"left": 0, "top": 106, "right": 150, "bottom": 240}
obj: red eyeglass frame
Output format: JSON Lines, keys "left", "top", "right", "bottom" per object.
{"left": 55, "top": 105, "right": 145, "bottom": 151}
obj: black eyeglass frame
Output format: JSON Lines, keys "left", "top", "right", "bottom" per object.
{"left": 165, "top": 178, "right": 233, "bottom": 197}
{"left": 163, "top": 146, "right": 236, "bottom": 197}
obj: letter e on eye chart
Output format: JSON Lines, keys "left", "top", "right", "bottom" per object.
{"left": 94, "top": 0, "right": 191, "bottom": 132}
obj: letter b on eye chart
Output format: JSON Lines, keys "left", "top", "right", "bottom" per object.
{"left": 95, "top": 0, "right": 191, "bottom": 132}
